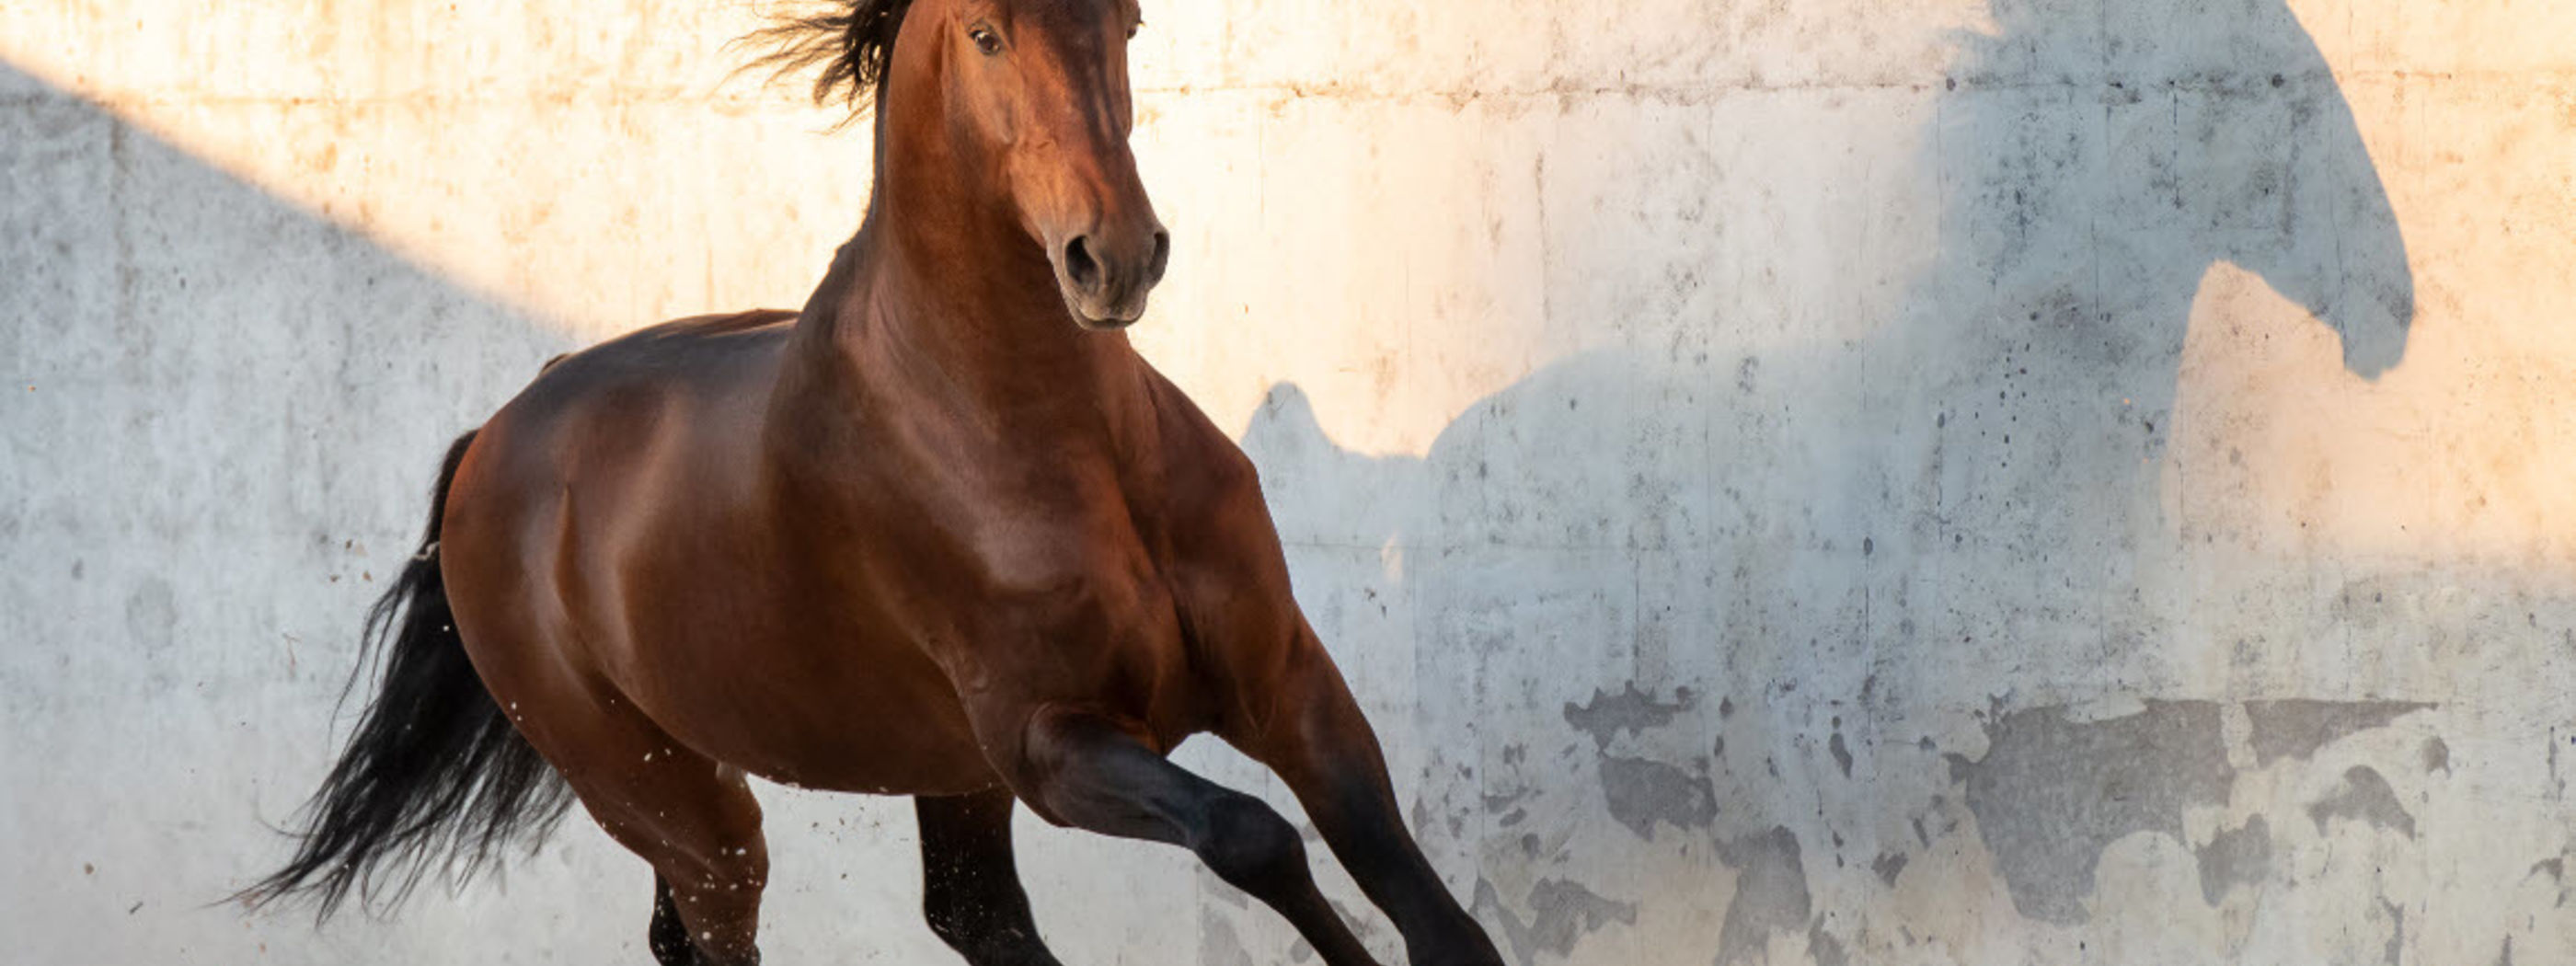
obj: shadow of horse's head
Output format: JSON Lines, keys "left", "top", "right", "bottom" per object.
{"left": 1958, "top": 0, "right": 2413, "bottom": 377}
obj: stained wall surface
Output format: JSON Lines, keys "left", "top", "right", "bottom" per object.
{"left": 5, "top": 2, "right": 2574, "bottom": 964}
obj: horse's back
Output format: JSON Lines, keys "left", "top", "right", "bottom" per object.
{"left": 469, "top": 308, "right": 794, "bottom": 497}
{"left": 513, "top": 309, "right": 798, "bottom": 420}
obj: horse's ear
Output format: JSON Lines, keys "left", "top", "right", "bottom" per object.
{"left": 732, "top": 0, "right": 916, "bottom": 121}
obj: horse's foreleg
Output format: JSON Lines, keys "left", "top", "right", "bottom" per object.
{"left": 914, "top": 788, "right": 1063, "bottom": 966}
{"left": 1238, "top": 634, "right": 1503, "bottom": 966}
{"left": 1016, "top": 707, "right": 1383, "bottom": 966}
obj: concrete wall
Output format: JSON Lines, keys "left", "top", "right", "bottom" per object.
{"left": 6, "top": 1, "right": 2573, "bottom": 963}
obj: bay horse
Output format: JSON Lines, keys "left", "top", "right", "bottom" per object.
{"left": 239, "top": 2, "right": 1503, "bottom": 964}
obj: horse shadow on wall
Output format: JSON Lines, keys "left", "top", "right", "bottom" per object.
{"left": 1236, "top": 1, "right": 2426, "bottom": 961}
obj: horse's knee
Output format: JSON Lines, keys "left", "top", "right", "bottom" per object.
{"left": 1192, "top": 793, "right": 1311, "bottom": 895}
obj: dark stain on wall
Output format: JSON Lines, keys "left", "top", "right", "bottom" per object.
{"left": 1715, "top": 827, "right": 1811, "bottom": 966}
{"left": 1948, "top": 701, "right": 2233, "bottom": 925}
{"left": 1871, "top": 850, "right": 1909, "bottom": 888}
{"left": 1598, "top": 755, "right": 1717, "bottom": 840}
{"left": 2381, "top": 898, "right": 2407, "bottom": 966}
{"left": 1561, "top": 683, "right": 1695, "bottom": 752}
{"left": 1470, "top": 877, "right": 1637, "bottom": 964}
{"left": 2244, "top": 699, "right": 2432, "bottom": 766}
{"left": 1808, "top": 920, "right": 1850, "bottom": 966}
{"left": 2195, "top": 815, "right": 2271, "bottom": 904}
{"left": 2307, "top": 765, "right": 2416, "bottom": 839}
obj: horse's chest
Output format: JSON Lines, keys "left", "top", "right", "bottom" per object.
{"left": 904, "top": 516, "right": 1201, "bottom": 713}
{"left": 953, "top": 525, "right": 1178, "bottom": 641}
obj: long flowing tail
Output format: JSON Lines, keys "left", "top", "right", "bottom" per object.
{"left": 236, "top": 430, "right": 573, "bottom": 918}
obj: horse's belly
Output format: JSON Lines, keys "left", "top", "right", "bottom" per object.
{"left": 624, "top": 624, "right": 1001, "bottom": 797}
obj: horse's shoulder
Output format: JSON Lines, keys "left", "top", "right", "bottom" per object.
{"left": 1131, "top": 370, "right": 1286, "bottom": 581}
{"left": 1137, "top": 367, "right": 1260, "bottom": 501}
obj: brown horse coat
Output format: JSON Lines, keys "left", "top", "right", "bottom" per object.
{"left": 247, "top": 2, "right": 1503, "bottom": 965}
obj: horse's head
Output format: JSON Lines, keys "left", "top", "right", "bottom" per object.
{"left": 752, "top": 0, "right": 1169, "bottom": 330}
{"left": 916, "top": 0, "right": 1167, "bottom": 328}
{"left": 916, "top": 0, "right": 1173, "bottom": 331}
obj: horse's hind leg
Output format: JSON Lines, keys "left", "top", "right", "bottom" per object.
{"left": 650, "top": 874, "right": 696, "bottom": 964}
{"left": 914, "top": 788, "right": 1063, "bottom": 966}
{"left": 535, "top": 710, "right": 768, "bottom": 966}
{"left": 1014, "top": 708, "right": 1381, "bottom": 966}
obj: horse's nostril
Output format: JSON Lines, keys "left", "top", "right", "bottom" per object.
{"left": 1064, "top": 236, "right": 1101, "bottom": 292}
{"left": 1147, "top": 231, "right": 1171, "bottom": 282}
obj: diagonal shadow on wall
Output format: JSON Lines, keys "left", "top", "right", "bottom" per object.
{"left": 0, "top": 58, "right": 582, "bottom": 964}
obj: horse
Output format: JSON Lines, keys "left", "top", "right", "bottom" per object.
{"left": 237, "top": 3, "right": 1504, "bottom": 964}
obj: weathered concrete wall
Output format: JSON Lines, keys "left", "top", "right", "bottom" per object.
{"left": 6, "top": 1, "right": 2573, "bottom": 963}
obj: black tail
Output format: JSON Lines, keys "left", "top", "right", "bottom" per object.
{"left": 236, "top": 430, "right": 573, "bottom": 918}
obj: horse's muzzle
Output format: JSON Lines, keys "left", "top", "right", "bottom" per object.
{"left": 1055, "top": 224, "right": 1170, "bottom": 329}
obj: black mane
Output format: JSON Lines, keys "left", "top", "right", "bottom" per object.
{"left": 737, "top": 0, "right": 916, "bottom": 115}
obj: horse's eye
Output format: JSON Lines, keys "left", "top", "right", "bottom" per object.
{"left": 1126, "top": 19, "right": 1143, "bottom": 40}
{"left": 969, "top": 25, "right": 1003, "bottom": 55}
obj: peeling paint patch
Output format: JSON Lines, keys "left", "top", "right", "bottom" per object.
{"left": 1948, "top": 700, "right": 2232, "bottom": 925}
{"left": 1563, "top": 683, "right": 1695, "bottom": 751}
{"left": 1716, "top": 827, "right": 1811, "bottom": 966}
{"left": 2529, "top": 850, "right": 2574, "bottom": 908}
{"left": 2308, "top": 765, "right": 2417, "bottom": 839}
{"left": 1808, "top": 921, "right": 1849, "bottom": 966}
{"left": 2380, "top": 898, "right": 2406, "bottom": 966}
{"left": 2244, "top": 699, "right": 2432, "bottom": 765}
{"left": 1598, "top": 756, "right": 1716, "bottom": 839}
{"left": 2423, "top": 737, "right": 2451, "bottom": 774}
{"left": 2195, "top": 815, "right": 2271, "bottom": 904}
{"left": 1471, "top": 877, "right": 1637, "bottom": 965}
{"left": 1199, "top": 913, "right": 1257, "bottom": 966}
{"left": 1872, "top": 850, "right": 1910, "bottom": 887}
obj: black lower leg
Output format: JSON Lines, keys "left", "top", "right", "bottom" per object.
{"left": 649, "top": 875, "right": 694, "bottom": 966}
{"left": 1254, "top": 643, "right": 1503, "bottom": 966}
{"left": 1302, "top": 779, "right": 1500, "bottom": 966}
{"left": 917, "top": 789, "right": 1063, "bottom": 966}
{"left": 645, "top": 872, "right": 762, "bottom": 966}
{"left": 1024, "top": 710, "right": 1381, "bottom": 966}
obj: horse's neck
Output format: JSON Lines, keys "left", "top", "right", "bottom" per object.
{"left": 782, "top": 211, "right": 1150, "bottom": 447}
{"left": 779, "top": 87, "right": 1155, "bottom": 452}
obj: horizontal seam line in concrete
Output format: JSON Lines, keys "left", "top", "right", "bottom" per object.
{"left": 6, "top": 67, "right": 2571, "bottom": 110}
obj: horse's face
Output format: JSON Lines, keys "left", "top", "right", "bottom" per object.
{"left": 908, "top": 0, "right": 1167, "bottom": 329}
